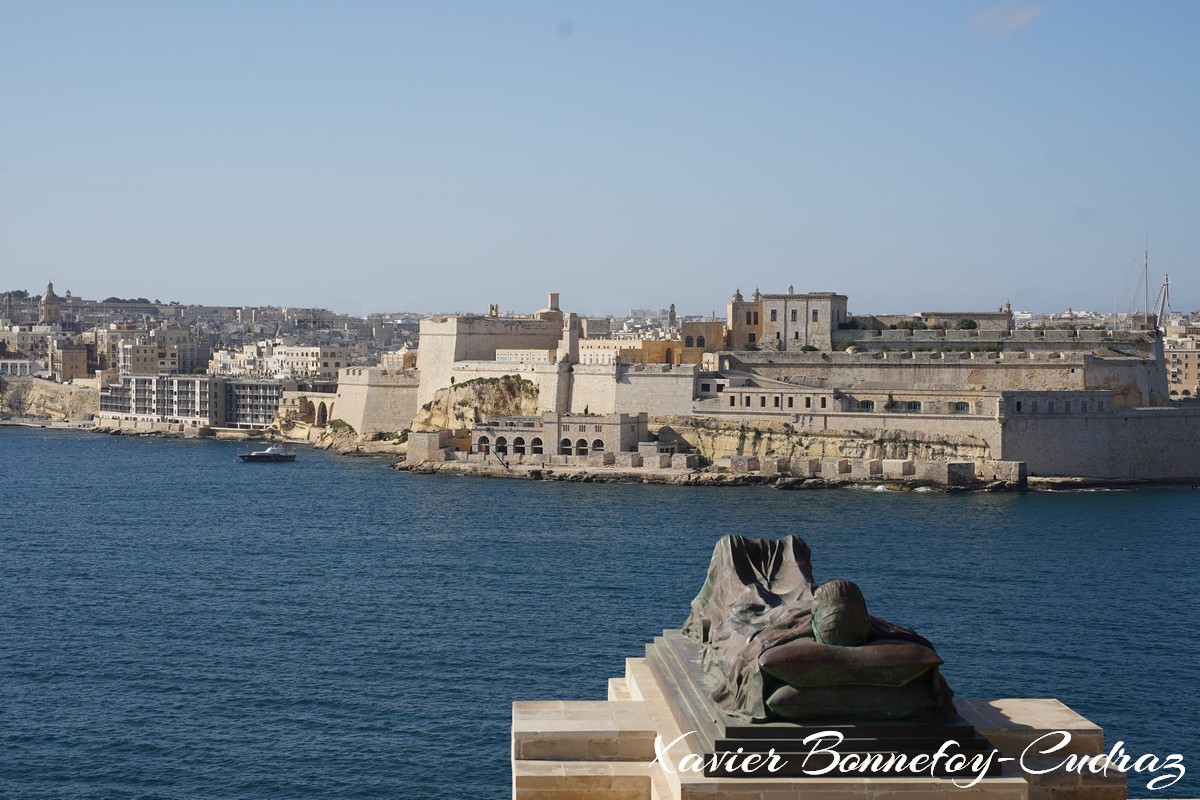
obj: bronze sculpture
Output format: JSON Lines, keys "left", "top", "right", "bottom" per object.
{"left": 682, "top": 534, "right": 956, "bottom": 722}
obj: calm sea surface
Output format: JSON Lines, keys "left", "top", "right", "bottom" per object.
{"left": 2, "top": 426, "right": 1197, "bottom": 798}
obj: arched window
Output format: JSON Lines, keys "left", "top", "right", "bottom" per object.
{"left": 576, "top": 439, "right": 589, "bottom": 456}
{"left": 495, "top": 436, "right": 508, "bottom": 455}
{"left": 531, "top": 437, "right": 543, "bottom": 455}
{"left": 560, "top": 438, "right": 572, "bottom": 455}
{"left": 684, "top": 336, "right": 694, "bottom": 347}
{"left": 477, "top": 435, "right": 490, "bottom": 454}
{"left": 591, "top": 439, "right": 604, "bottom": 453}
{"left": 664, "top": 347, "right": 674, "bottom": 363}
{"left": 696, "top": 335, "right": 705, "bottom": 348}
{"left": 513, "top": 437, "right": 526, "bottom": 455}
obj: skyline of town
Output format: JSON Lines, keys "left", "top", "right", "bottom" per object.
{"left": 1, "top": 275, "right": 1190, "bottom": 322}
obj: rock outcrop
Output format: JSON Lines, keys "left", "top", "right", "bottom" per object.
{"left": 650, "top": 416, "right": 994, "bottom": 463}
{"left": 410, "top": 375, "right": 539, "bottom": 432}
{"left": 1, "top": 377, "right": 97, "bottom": 423}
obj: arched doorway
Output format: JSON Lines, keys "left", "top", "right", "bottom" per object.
{"left": 576, "top": 439, "right": 589, "bottom": 456}
{"left": 477, "top": 436, "right": 490, "bottom": 454}
{"left": 560, "top": 438, "right": 572, "bottom": 455}
{"left": 316, "top": 401, "right": 328, "bottom": 427}
{"left": 531, "top": 437, "right": 543, "bottom": 455}
{"left": 591, "top": 439, "right": 604, "bottom": 453}
{"left": 495, "top": 436, "right": 508, "bottom": 455}
{"left": 513, "top": 437, "right": 526, "bottom": 456}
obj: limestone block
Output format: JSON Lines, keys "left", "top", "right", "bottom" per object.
{"left": 914, "top": 460, "right": 949, "bottom": 483}
{"left": 759, "top": 457, "right": 788, "bottom": 476}
{"left": 820, "top": 458, "right": 849, "bottom": 480}
{"left": 511, "top": 700, "right": 656, "bottom": 763}
{"left": 789, "top": 457, "right": 820, "bottom": 477}
{"left": 947, "top": 461, "right": 977, "bottom": 485}
{"left": 588, "top": 453, "right": 616, "bottom": 467}
{"left": 849, "top": 458, "right": 882, "bottom": 479}
{"left": 670, "top": 453, "right": 699, "bottom": 469}
{"left": 882, "top": 458, "right": 914, "bottom": 478}
{"left": 637, "top": 442, "right": 661, "bottom": 458}
{"left": 729, "top": 455, "right": 761, "bottom": 473}
{"left": 981, "top": 460, "right": 1027, "bottom": 484}
{"left": 614, "top": 452, "right": 643, "bottom": 468}
{"left": 644, "top": 454, "right": 671, "bottom": 469}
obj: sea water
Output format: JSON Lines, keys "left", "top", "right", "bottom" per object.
{"left": 2, "top": 427, "right": 1197, "bottom": 798}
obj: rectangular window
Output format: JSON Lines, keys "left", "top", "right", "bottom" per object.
{"left": 1081, "top": 401, "right": 1088, "bottom": 412}
{"left": 1048, "top": 401, "right": 1055, "bottom": 413}
{"left": 820, "top": 397, "right": 827, "bottom": 409}
{"left": 760, "top": 396, "right": 766, "bottom": 407}
{"left": 701, "top": 383, "right": 710, "bottom": 392}
{"left": 1099, "top": 400, "right": 1105, "bottom": 411}
{"left": 788, "top": 397, "right": 794, "bottom": 408}
{"left": 773, "top": 397, "right": 780, "bottom": 407}
{"left": 791, "top": 310, "right": 797, "bottom": 322}
{"left": 746, "top": 312, "right": 752, "bottom": 325}
{"left": 730, "top": 395, "right": 736, "bottom": 407}
{"left": 1016, "top": 401, "right": 1023, "bottom": 412}
{"left": 805, "top": 397, "right": 811, "bottom": 408}
{"left": 752, "top": 311, "right": 759, "bottom": 324}
{"left": 744, "top": 395, "right": 750, "bottom": 406}
{"left": 812, "top": 310, "right": 819, "bottom": 322}
{"left": 748, "top": 333, "right": 756, "bottom": 343}
{"left": 770, "top": 310, "right": 777, "bottom": 322}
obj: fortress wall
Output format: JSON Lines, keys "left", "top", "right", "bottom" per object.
{"left": 566, "top": 366, "right": 619, "bottom": 414}
{"left": 416, "top": 316, "right": 563, "bottom": 406}
{"left": 725, "top": 351, "right": 1160, "bottom": 404}
{"left": 833, "top": 328, "right": 1157, "bottom": 355}
{"left": 333, "top": 367, "right": 420, "bottom": 435}
{"left": 658, "top": 412, "right": 1003, "bottom": 463}
{"left": 1001, "top": 408, "right": 1200, "bottom": 479}
{"left": 615, "top": 367, "right": 697, "bottom": 417}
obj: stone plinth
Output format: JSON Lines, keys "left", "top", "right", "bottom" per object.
{"left": 882, "top": 458, "right": 914, "bottom": 478}
{"left": 513, "top": 643, "right": 1127, "bottom": 800}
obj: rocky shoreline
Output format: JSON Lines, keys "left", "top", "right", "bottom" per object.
{"left": 393, "top": 459, "right": 1027, "bottom": 492}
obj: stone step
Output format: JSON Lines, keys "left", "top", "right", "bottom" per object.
{"left": 512, "top": 700, "right": 657, "bottom": 762}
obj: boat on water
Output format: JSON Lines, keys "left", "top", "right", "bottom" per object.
{"left": 238, "top": 445, "right": 296, "bottom": 463}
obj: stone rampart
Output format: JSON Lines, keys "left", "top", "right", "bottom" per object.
{"left": 333, "top": 367, "right": 420, "bottom": 435}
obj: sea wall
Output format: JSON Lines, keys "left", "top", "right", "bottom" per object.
{"left": 1002, "top": 406, "right": 1200, "bottom": 479}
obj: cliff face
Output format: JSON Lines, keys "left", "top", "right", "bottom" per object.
{"left": 1, "top": 377, "right": 97, "bottom": 423}
{"left": 652, "top": 416, "right": 995, "bottom": 463}
{"left": 411, "top": 375, "right": 539, "bottom": 432}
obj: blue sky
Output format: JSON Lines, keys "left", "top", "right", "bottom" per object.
{"left": 2, "top": 2, "right": 1197, "bottom": 317}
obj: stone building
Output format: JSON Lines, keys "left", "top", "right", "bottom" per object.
{"left": 726, "top": 287, "right": 849, "bottom": 351}
{"left": 38, "top": 281, "right": 61, "bottom": 325}
{"left": 471, "top": 412, "right": 649, "bottom": 460}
